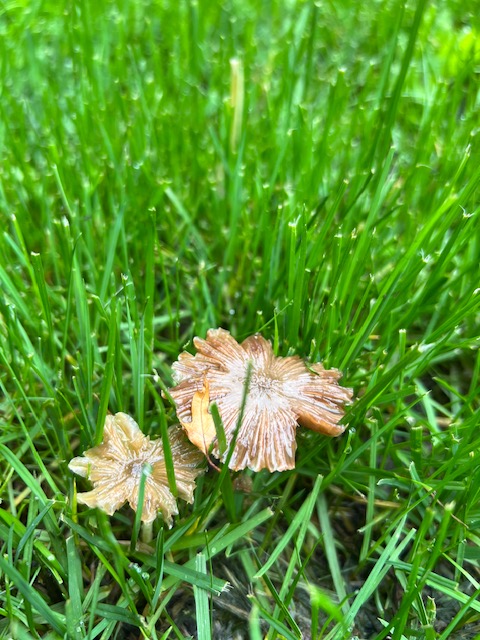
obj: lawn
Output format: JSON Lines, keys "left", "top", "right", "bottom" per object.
{"left": 0, "top": 0, "right": 479, "bottom": 638}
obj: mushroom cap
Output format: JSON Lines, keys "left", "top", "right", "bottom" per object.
{"left": 69, "top": 412, "right": 204, "bottom": 526}
{"left": 170, "top": 328, "right": 353, "bottom": 472}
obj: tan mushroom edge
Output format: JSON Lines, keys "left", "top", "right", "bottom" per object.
{"left": 170, "top": 328, "right": 354, "bottom": 473}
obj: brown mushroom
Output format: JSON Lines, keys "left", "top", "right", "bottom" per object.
{"left": 69, "top": 412, "right": 205, "bottom": 526}
{"left": 170, "top": 328, "right": 353, "bottom": 472}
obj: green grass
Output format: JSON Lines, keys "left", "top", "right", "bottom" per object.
{"left": 1, "top": 0, "right": 479, "bottom": 638}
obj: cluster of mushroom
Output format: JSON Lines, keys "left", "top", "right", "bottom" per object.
{"left": 69, "top": 328, "right": 353, "bottom": 526}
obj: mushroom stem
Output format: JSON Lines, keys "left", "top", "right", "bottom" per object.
{"left": 141, "top": 521, "right": 153, "bottom": 543}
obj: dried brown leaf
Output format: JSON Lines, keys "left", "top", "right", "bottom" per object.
{"left": 180, "top": 380, "right": 216, "bottom": 455}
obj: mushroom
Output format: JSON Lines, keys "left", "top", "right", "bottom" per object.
{"left": 170, "top": 328, "right": 353, "bottom": 472}
{"left": 69, "top": 412, "right": 205, "bottom": 527}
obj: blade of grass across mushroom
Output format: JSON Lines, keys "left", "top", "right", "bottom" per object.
{"left": 151, "top": 527, "right": 165, "bottom": 610}
{"left": 198, "top": 362, "right": 253, "bottom": 525}
{"left": 158, "top": 405, "right": 178, "bottom": 500}
{"left": 147, "top": 376, "right": 179, "bottom": 500}
{"left": 210, "top": 400, "right": 227, "bottom": 456}
{"left": 209, "top": 396, "right": 238, "bottom": 521}
{"left": 224, "top": 358, "right": 253, "bottom": 466}
{"left": 131, "top": 461, "right": 152, "bottom": 550}
{"left": 210, "top": 403, "right": 242, "bottom": 521}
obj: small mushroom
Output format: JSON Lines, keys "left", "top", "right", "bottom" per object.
{"left": 69, "top": 412, "right": 204, "bottom": 527}
{"left": 170, "top": 328, "right": 353, "bottom": 472}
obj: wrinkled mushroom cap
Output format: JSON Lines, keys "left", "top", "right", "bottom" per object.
{"left": 69, "top": 412, "right": 204, "bottom": 526}
{"left": 170, "top": 328, "right": 353, "bottom": 472}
